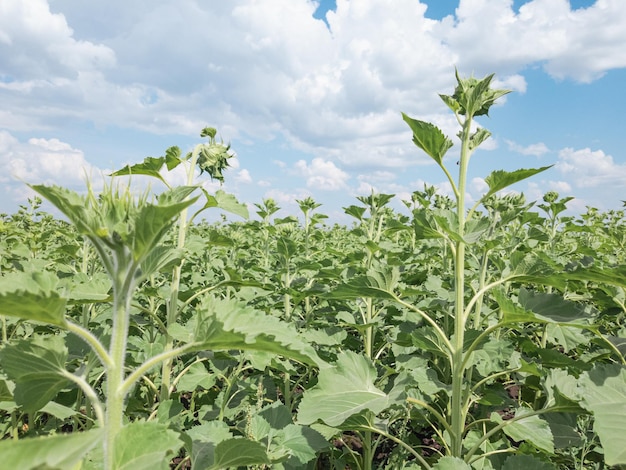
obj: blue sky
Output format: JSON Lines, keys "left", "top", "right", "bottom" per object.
{"left": 1, "top": 0, "right": 625, "bottom": 222}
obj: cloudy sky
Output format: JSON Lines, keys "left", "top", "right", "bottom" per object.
{"left": 1, "top": 0, "right": 625, "bottom": 222}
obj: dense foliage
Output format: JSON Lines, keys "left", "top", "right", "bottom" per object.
{"left": 1, "top": 73, "right": 625, "bottom": 469}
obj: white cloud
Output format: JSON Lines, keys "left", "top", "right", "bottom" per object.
{"left": 556, "top": 147, "right": 626, "bottom": 188}
{"left": 506, "top": 140, "right": 550, "bottom": 156}
{"left": 294, "top": 157, "right": 350, "bottom": 190}
{"left": 234, "top": 168, "right": 253, "bottom": 184}
{"left": 0, "top": 132, "right": 95, "bottom": 185}
{"left": 2, "top": 0, "right": 626, "bottom": 216}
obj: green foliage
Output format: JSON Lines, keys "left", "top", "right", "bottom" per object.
{"left": 1, "top": 79, "right": 625, "bottom": 470}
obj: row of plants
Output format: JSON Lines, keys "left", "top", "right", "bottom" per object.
{"left": 1, "top": 72, "right": 625, "bottom": 469}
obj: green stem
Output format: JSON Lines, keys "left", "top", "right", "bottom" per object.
{"left": 104, "top": 251, "right": 138, "bottom": 470}
{"left": 450, "top": 114, "right": 472, "bottom": 457}
{"left": 160, "top": 152, "right": 199, "bottom": 402}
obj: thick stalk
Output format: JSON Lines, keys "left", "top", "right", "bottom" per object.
{"left": 104, "top": 251, "right": 137, "bottom": 470}
{"left": 450, "top": 115, "right": 472, "bottom": 457}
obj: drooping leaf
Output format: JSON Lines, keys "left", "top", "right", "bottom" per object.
{"left": 0, "top": 428, "right": 103, "bottom": 469}
{"left": 402, "top": 113, "right": 453, "bottom": 166}
{"left": 110, "top": 156, "right": 168, "bottom": 184}
{"left": 483, "top": 166, "right": 553, "bottom": 200}
{"left": 0, "top": 271, "right": 67, "bottom": 326}
{"left": 297, "top": 351, "right": 393, "bottom": 427}
{"left": 0, "top": 336, "right": 71, "bottom": 413}
{"left": 491, "top": 407, "right": 554, "bottom": 454}
{"left": 202, "top": 189, "right": 249, "bottom": 219}
{"left": 578, "top": 364, "right": 626, "bottom": 466}
{"left": 113, "top": 422, "right": 183, "bottom": 470}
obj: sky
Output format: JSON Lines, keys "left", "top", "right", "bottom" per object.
{"left": 1, "top": 0, "right": 625, "bottom": 223}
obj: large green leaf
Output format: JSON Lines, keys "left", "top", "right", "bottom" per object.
{"left": 0, "top": 273, "right": 67, "bottom": 326}
{"left": 0, "top": 336, "right": 71, "bottom": 413}
{"left": 184, "top": 296, "right": 323, "bottom": 367}
{"left": 208, "top": 439, "right": 270, "bottom": 470}
{"left": 483, "top": 166, "right": 553, "bottom": 200}
{"left": 518, "top": 288, "right": 594, "bottom": 325}
{"left": 578, "top": 364, "right": 626, "bottom": 466}
{"left": 493, "top": 288, "right": 593, "bottom": 326}
{"left": 0, "top": 428, "right": 103, "bottom": 469}
{"left": 402, "top": 113, "right": 453, "bottom": 166}
{"left": 491, "top": 407, "right": 554, "bottom": 454}
{"left": 113, "top": 422, "right": 183, "bottom": 470}
{"left": 297, "top": 351, "right": 393, "bottom": 427}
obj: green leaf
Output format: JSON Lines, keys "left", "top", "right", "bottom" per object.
{"left": 483, "top": 166, "right": 553, "bottom": 200}
{"left": 202, "top": 189, "right": 249, "bottom": 219}
{"left": 501, "top": 454, "right": 556, "bottom": 470}
{"left": 110, "top": 156, "right": 168, "bottom": 185}
{"left": 113, "top": 422, "right": 182, "bottom": 470}
{"left": 209, "top": 439, "right": 270, "bottom": 470}
{"left": 186, "top": 421, "right": 233, "bottom": 469}
{"left": 132, "top": 190, "right": 198, "bottom": 261}
{"left": 139, "top": 246, "right": 184, "bottom": 280}
{"left": 29, "top": 184, "right": 95, "bottom": 235}
{"left": 491, "top": 407, "right": 554, "bottom": 454}
{"left": 0, "top": 336, "right": 70, "bottom": 413}
{"left": 297, "top": 351, "right": 393, "bottom": 427}
{"left": 578, "top": 364, "right": 626, "bottom": 466}
{"left": 0, "top": 428, "right": 103, "bottom": 469}
{"left": 0, "top": 272, "right": 67, "bottom": 326}
{"left": 544, "top": 413, "right": 581, "bottom": 449}
{"left": 176, "top": 362, "right": 215, "bottom": 391}
{"left": 432, "top": 456, "right": 472, "bottom": 469}
{"left": 518, "top": 288, "right": 594, "bottom": 325}
{"left": 402, "top": 113, "right": 453, "bottom": 166}
{"left": 188, "top": 296, "right": 323, "bottom": 367}
{"left": 276, "top": 424, "right": 330, "bottom": 464}
{"left": 469, "top": 127, "right": 491, "bottom": 150}
{"left": 61, "top": 272, "right": 111, "bottom": 304}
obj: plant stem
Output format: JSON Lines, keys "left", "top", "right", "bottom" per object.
{"left": 450, "top": 114, "right": 472, "bottom": 457}
{"left": 160, "top": 152, "right": 198, "bottom": 402}
{"left": 104, "top": 249, "right": 137, "bottom": 470}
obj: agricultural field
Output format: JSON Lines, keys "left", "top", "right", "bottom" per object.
{"left": 1, "top": 74, "right": 625, "bottom": 469}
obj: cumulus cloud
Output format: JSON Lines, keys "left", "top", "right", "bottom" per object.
{"left": 2, "top": 0, "right": 626, "bottom": 215}
{"left": 294, "top": 157, "right": 350, "bottom": 190}
{"left": 556, "top": 147, "right": 626, "bottom": 188}
{"left": 506, "top": 140, "right": 550, "bottom": 156}
{"left": 0, "top": 131, "right": 97, "bottom": 185}
{"left": 234, "top": 168, "right": 253, "bottom": 184}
